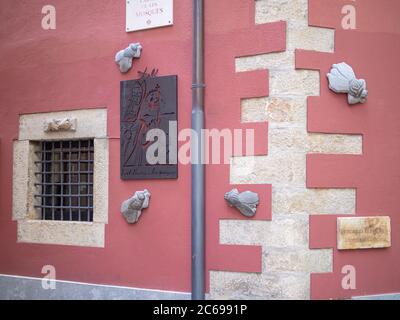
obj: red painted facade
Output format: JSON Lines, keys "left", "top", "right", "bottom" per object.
{"left": 0, "top": 0, "right": 399, "bottom": 299}
{"left": 203, "top": 0, "right": 283, "bottom": 288}
{"left": 0, "top": 0, "right": 193, "bottom": 293}
{"left": 302, "top": 0, "right": 400, "bottom": 299}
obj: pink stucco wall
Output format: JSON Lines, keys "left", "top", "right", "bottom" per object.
{"left": 303, "top": 0, "right": 400, "bottom": 299}
{"left": 0, "top": 0, "right": 193, "bottom": 292}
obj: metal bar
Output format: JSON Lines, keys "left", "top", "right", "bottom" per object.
{"left": 88, "top": 140, "right": 92, "bottom": 222}
{"left": 35, "top": 171, "right": 94, "bottom": 176}
{"left": 35, "top": 206, "right": 93, "bottom": 209}
{"left": 51, "top": 141, "right": 55, "bottom": 220}
{"left": 41, "top": 141, "right": 45, "bottom": 219}
{"left": 191, "top": 0, "right": 205, "bottom": 301}
{"left": 35, "top": 160, "right": 93, "bottom": 164}
{"left": 78, "top": 140, "right": 81, "bottom": 221}
{"left": 60, "top": 140, "right": 64, "bottom": 220}
{"left": 69, "top": 140, "right": 72, "bottom": 220}
{"left": 34, "top": 194, "right": 92, "bottom": 197}
{"left": 35, "top": 148, "right": 93, "bottom": 154}
{"left": 35, "top": 182, "right": 93, "bottom": 186}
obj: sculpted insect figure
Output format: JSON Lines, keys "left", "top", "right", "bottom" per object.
{"left": 327, "top": 62, "right": 368, "bottom": 105}
{"left": 224, "top": 189, "right": 259, "bottom": 218}
{"left": 121, "top": 189, "right": 151, "bottom": 224}
{"left": 115, "top": 43, "right": 143, "bottom": 73}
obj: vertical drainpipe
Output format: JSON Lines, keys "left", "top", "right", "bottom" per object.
{"left": 191, "top": 0, "right": 205, "bottom": 300}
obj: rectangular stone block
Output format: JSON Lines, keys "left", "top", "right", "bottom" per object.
{"left": 19, "top": 108, "right": 107, "bottom": 141}
{"left": 287, "top": 26, "right": 334, "bottom": 53}
{"left": 220, "top": 214, "right": 309, "bottom": 248}
{"left": 241, "top": 97, "right": 306, "bottom": 127}
{"left": 12, "top": 140, "right": 29, "bottom": 221}
{"left": 269, "top": 70, "right": 320, "bottom": 97}
{"left": 231, "top": 155, "right": 306, "bottom": 187}
{"left": 337, "top": 216, "right": 391, "bottom": 250}
{"left": 273, "top": 188, "right": 356, "bottom": 215}
{"left": 236, "top": 51, "right": 294, "bottom": 73}
{"left": 263, "top": 248, "right": 332, "bottom": 273}
{"left": 308, "top": 133, "right": 363, "bottom": 155}
{"left": 209, "top": 271, "right": 310, "bottom": 300}
{"left": 18, "top": 220, "right": 105, "bottom": 247}
{"left": 255, "top": 0, "right": 308, "bottom": 27}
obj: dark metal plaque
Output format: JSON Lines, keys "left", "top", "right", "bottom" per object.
{"left": 120, "top": 74, "right": 178, "bottom": 180}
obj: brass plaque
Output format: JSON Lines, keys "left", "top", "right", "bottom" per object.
{"left": 337, "top": 216, "right": 391, "bottom": 250}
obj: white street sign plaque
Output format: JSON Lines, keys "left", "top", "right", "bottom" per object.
{"left": 126, "top": 0, "right": 173, "bottom": 32}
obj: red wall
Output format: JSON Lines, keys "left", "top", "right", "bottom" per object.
{"left": 0, "top": 0, "right": 193, "bottom": 292}
{"left": 0, "top": 0, "right": 286, "bottom": 294}
{"left": 303, "top": 0, "right": 400, "bottom": 299}
{"left": 203, "top": 1, "right": 283, "bottom": 288}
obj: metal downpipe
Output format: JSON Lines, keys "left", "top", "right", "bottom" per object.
{"left": 191, "top": 0, "right": 205, "bottom": 300}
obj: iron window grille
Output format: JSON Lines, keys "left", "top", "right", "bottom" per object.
{"left": 34, "top": 140, "right": 94, "bottom": 222}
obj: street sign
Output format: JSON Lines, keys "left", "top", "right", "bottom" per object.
{"left": 126, "top": 0, "right": 173, "bottom": 32}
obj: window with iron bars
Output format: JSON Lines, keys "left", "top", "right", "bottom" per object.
{"left": 34, "top": 140, "right": 94, "bottom": 222}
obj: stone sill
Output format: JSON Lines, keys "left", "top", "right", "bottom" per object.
{"left": 17, "top": 220, "right": 105, "bottom": 248}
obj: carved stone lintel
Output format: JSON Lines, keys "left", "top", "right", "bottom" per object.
{"left": 224, "top": 188, "right": 259, "bottom": 218}
{"left": 115, "top": 43, "right": 143, "bottom": 73}
{"left": 121, "top": 189, "right": 151, "bottom": 224}
{"left": 43, "top": 118, "right": 77, "bottom": 132}
{"left": 327, "top": 62, "right": 368, "bottom": 105}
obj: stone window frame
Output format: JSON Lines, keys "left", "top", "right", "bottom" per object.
{"left": 12, "top": 108, "right": 108, "bottom": 248}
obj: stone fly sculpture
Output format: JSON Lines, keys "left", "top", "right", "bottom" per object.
{"left": 224, "top": 189, "right": 259, "bottom": 218}
{"left": 327, "top": 62, "right": 368, "bottom": 105}
{"left": 115, "top": 43, "right": 143, "bottom": 73}
{"left": 121, "top": 189, "right": 151, "bottom": 224}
